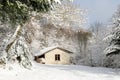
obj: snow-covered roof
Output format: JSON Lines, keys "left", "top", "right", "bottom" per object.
{"left": 34, "top": 46, "right": 73, "bottom": 56}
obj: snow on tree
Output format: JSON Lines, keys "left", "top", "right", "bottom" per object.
{"left": 29, "top": 2, "right": 92, "bottom": 65}
{"left": 0, "top": 0, "right": 69, "bottom": 68}
{"left": 105, "top": 6, "right": 120, "bottom": 68}
{"left": 87, "top": 22, "right": 108, "bottom": 67}
{"left": 39, "top": 1, "right": 86, "bottom": 32}
{"left": 105, "top": 6, "right": 120, "bottom": 56}
{"left": 0, "top": 0, "right": 91, "bottom": 68}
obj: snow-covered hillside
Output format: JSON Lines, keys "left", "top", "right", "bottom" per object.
{"left": 0, "top": 62, "right": 120, "bottom": 80}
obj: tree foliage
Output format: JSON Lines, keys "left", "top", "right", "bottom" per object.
{"left": 40, "top": 2, "right": 86, "bottom": 32}
{"left": 0, "top": 0, "right": 59, "bottom": 25}
{"left": 105, "top": 6, "right": 120, "bottom": 56}
{"left": 0, "top": 0, "right": 65, "bottom": 68}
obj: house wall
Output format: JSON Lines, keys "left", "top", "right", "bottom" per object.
{"left": 45, "top": 48, "right": 71, "bottom": 65}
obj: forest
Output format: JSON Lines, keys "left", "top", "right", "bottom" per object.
{"left": 0, "top": 0, "right": 119, "bottom": 68}
{"left": 0, "top": 0, "right": 120, "bottom": 80}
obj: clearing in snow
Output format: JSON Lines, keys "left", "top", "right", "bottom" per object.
{"left": 0, "top": 62, "right": 120, "bottom": 80}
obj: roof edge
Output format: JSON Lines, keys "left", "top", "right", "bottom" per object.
{"left": 35, "top": 46, "right": 73, "bottom": 57}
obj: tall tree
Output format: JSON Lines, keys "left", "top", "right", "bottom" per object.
{"left": 40, "top": 1, "right": 86, "bottom": 31}
{"left": 105, "top": 6, "right": 120, "bottom": 56}
{"left": 88, "top": 22, "right": 108, "bottom": 67}
{"left": 0, "top": 0, "right": 70, "bottom": 68}
{"left": 0, "top": 0, "right": 62, "bottom": 25}
{"left": 105, "top": 5, "right": 120, "bottom": 68}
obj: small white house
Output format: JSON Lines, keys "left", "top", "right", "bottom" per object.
{"left": 34, "top": 46, "right": 73, "bottom": 65}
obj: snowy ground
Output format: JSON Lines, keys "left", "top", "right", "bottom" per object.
{"left": 0, "top": 62, "right": 120, "bottom": 80}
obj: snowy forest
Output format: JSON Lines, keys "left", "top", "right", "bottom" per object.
{"left": 0, "top": 0, "right": 120, "bottom": 80}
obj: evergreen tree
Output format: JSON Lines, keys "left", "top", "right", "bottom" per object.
{"left": 0, "top": 0, "right": 63, "bottom": 25}
{"left": 106, "top": 6, "right": 120, "bottom": 56}
{"left": 0, "top": 0, "right": 67, "bottom": 68}
{"left": 104, "top": 6, "right": 120, "bottom": 68}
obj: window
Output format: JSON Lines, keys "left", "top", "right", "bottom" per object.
{"left": 55, "top": 54, "right": 60, "bottom": 61}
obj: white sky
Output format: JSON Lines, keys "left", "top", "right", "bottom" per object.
{"left": 73, "top": 0, "right": 120, "bottom": 24}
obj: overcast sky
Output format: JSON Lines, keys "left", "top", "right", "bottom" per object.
{"left": 73, "top": 0, "right": 120, "bottom": 24}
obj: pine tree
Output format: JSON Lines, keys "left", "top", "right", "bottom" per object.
{"left": 103, "top": 6, "right": 120, "bottom": 68}
{"left": 106, "top": 6, "right": 120, "bottom": 56}
{"left": 0, "top": 0, "right": 67, "bottom": 68}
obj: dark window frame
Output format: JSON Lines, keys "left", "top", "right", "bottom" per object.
{"left": 55, "top": 54, "right": 60, "bottom": 61}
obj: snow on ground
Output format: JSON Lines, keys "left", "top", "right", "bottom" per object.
{"left": 0, "top": 62, "right": 120, "bottom": 80}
